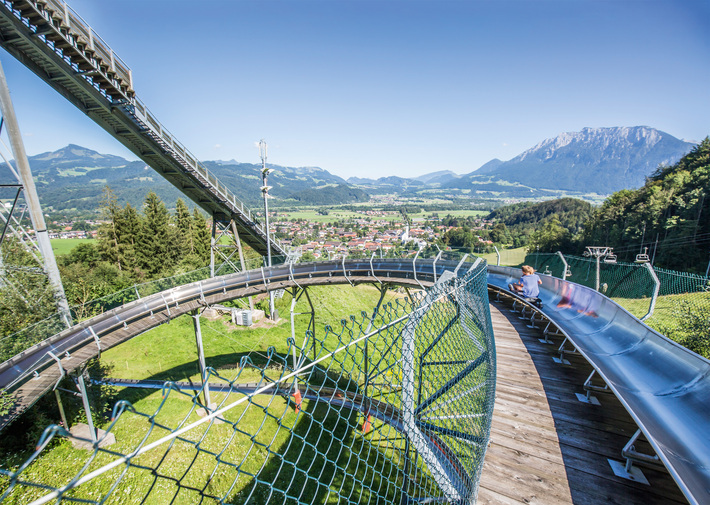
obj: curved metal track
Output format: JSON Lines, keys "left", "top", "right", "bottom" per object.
{"left": 488, "top": 265, "right": 710, "bottom": 505}
{"left": 0, "top": 257, "right": 474, "bottom": 426}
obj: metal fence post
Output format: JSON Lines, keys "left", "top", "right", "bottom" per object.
{"left": 557, "top": 251, "right": 569, "bottom": 280}
{"left": 641, "top": 263, "right": 660, "bottom": 322}
{"left": 76, "top": 372, "right": 97, "bottom": 443}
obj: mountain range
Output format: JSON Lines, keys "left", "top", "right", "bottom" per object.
{"left": 0, "top": 126, "right": 698, "bottom": 214}
{"left": 348, "top": 127, "right": 696, "bottom": 196}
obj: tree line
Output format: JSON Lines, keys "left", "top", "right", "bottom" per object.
{"left": 0, "top": 188, "right": 212, "bottom": 337}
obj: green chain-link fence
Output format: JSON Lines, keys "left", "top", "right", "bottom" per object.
{"left": 524, "top": 252, "right": 710, "bottom": 359}
{"left": 0, "top": 263, "right": 495, "bottom": 504}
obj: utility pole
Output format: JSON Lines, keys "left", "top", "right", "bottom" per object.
{"left": 585, "top": 246, "right": 610, "bottom": 291}
{"left": 0, "top": 61, "right": 71, "bottom": 325}
{"left": 259, "top": 139, "right": 276, "bottom": 320}
{"left": 259, "top": 139, "right": 272, "bottom": 268}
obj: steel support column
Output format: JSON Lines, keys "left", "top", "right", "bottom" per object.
{"left": 54, "top": 389, "right": 69, "bottom": 429}
{"left": 76, "top": 372, "right": 97, "bottom": 443}
{"left": 192, "top": 309, "right": 211, "bottom": 407}
{"left": 0, "top": 61, "right": 71, "bottom": 324}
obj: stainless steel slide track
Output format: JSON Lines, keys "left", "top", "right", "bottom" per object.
{"left": 487, "top": 265, "right": 710, "bottom": 505}
{"left": 0, "top": 0, "right": 283, "bottom": 256}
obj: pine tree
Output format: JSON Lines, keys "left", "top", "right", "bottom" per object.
{"left": 175, "top": 199, "right": 194, "bottom": 257}
{"left": 137, "top": 192, "right": 175, "bottom": 276}
{"left": 96, "top": 187, "right": 123, "bottom": 269}
{"left": 192, "top": 209, "right": 211, "bottom": 266}
{"left": 118, "top": 203, "right": 141, "bottom": 271}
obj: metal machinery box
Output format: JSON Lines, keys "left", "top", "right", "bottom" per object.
{"left": 232, "top": 310, "right": 253, "bottom": 327}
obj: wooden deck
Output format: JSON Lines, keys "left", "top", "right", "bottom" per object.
{"left": 477, "top": 302, "right": 688, "bottom": 505}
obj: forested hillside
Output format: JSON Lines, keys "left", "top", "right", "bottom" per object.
{"left": 583, "top": 137, "right": 710, "bottom": 272}
{"left": 438, "top": 198, "right": 592, "bottom": 252}
{"left": 288, "top": 184, "right": 369, "bottom": 205}
{"left": 488, "top": 198, "right": 592, "bottom": 234}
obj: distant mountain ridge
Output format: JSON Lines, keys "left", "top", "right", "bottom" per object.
{"left": 345, "top": 126, "right": 695, "bottom": 196}
{"left": 1, "top": 145, "right": 363, "bottom": 212}
{"left": 6, "top": 126, "right": 697, "bottom": 214}
{"left": 456, "top": 126, "right": 695, "bottom": 194}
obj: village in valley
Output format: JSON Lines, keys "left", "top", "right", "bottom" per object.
{"left": 46, "top": 207, "right": 497, "bottom": 258}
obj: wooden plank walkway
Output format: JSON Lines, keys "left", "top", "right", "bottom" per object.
{"left": 477, "top": 302, "right": 688, "bottom": 505}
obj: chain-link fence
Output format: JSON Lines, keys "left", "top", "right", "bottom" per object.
{"left": 0, "top": 263, "right": 494, "bottom": 504}
{"left": 523, "top": 252, "right": 710, "bottom": 359}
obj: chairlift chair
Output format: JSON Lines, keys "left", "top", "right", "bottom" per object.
{"left": 543, "top": 265, "right": 552, "bottom": 275}
{"left": 603, "top": 252, "right": 617, "bottom": 264}
{"left": 635, "top": 247, "right": 650, "bottom": 264}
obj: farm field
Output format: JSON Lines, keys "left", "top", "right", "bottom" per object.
{"left": 50, "top": 238, "right": 95, "bottom": 255}
{"left": 275, "top": 207, "right": 488, "bottom": 224}
{"left": 479, "top": 246, "right": 527, "bottom": 267}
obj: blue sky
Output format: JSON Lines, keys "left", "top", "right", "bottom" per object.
{"left": 1, "top": 0, "right": 708, "bottom": 179}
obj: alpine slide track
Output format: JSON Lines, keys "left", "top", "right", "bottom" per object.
{"left": 0, "top": 0, "right": 708, "bottom": 503}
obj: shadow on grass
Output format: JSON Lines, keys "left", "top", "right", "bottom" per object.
{"left": 99, "top": 350, "right": 406, "bottom": 504}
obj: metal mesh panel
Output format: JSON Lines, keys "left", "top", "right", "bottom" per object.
{"left": 0, "top": 265, "right": 495, "bottom": 504}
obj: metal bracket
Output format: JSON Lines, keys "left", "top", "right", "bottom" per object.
{"left": 89, "top": 326, "right": 101, "bottom": 356}
{"left": 198, "top": 281, "right": 205, "bottom": 302}
{"left": 261, "top": 266, "right": 270, "bottom": 292}
{"left": 412, "top": 247, "right": 425, "bottom": 289}
{"left": 553, "top": 337, "right": 575, "bottom": 365}
{"left": 289, "top": 262, "right": 303, "bottom": 290}
{"left": 46, "top": 351, "right": 65, "bottom": 391}
{"left": 608, "top": 429, "right": 659, "bottom": 485}
{"left": 432, "top": 248, "right": 443, "bottom": 283}
{"left": 576, "top": 369, "right": 606, "bottom": 405}
{"left": 342, "top": 255, "right": 354, "bottom": 287}
{"left": 641, "top": 263, "right": 660, "bottom": 322}
{"left": 369, "top": 251, "right": 382, "bottom": 285}
{"left": 510, "top": 299, "right": 519, "bottom": 313}
{"left": 160, "top": 293, "right": 172, "bottom": 318}
{"left": 539, "top": 321, "right": 553, "bottom": 344}
{"left": 526, "top": 311, "right": 538, "bottom": 329}
{"left": 453, "top": 254, "right": 469, "bottom": 277}
{"left": 622, "top": 429, "right": 661, "bottom": 469}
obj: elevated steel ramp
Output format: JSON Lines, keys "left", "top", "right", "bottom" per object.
{"left": 487, "top": 265, "right": 710, "bottom": 505}
{"left": 0, "top": 0, "right": 283, "bottom": 257}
